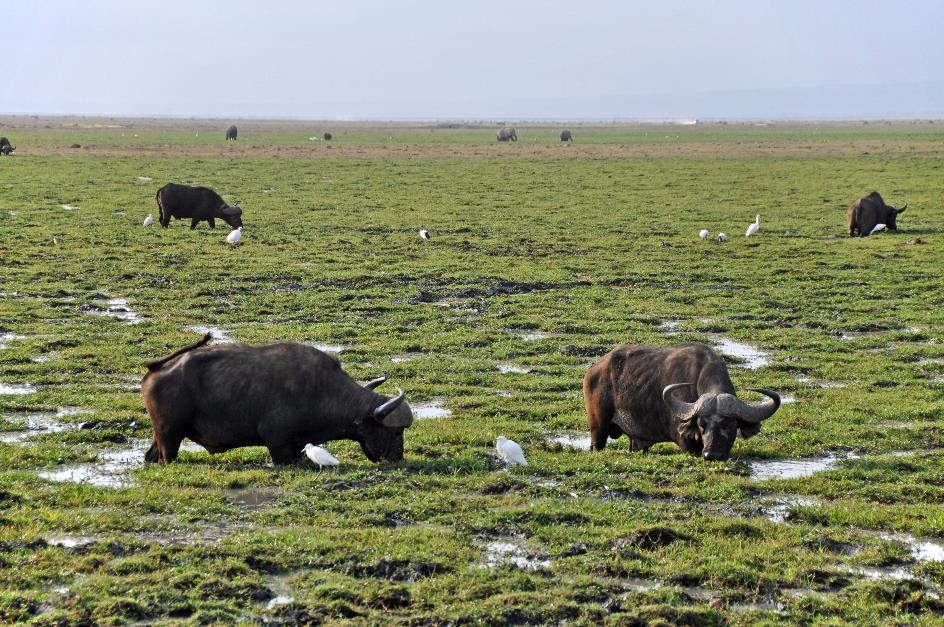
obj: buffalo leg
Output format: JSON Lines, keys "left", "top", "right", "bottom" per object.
{"left": 190, "top": 218, "right": 200, "bottom": 230}
{"left": 630, "top": 438, "right": 655, "bottom": 453}
{"left": 207, "top": 217, "right": 216, "bottom": 228}
{"left": 268, "top": 443, "right": 302, "bottom": 465}
{"left": 590, "top": 428, "right": 609, "bottom": 451}
{"left": 145, "top": 439, "right": 160, "bottom": 463}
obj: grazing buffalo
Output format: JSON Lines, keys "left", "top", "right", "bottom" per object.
{"left": 497, "top": 127, "right": 518, "bottom": 142}
{"left": 0, "top": 137, "right": 14, "bottom": 155}
{"left": 142, "top": 334, "right": 414, "bottom": 464}
{"left": 226, "top": 125, "right": 237, "bottom": 141}
{"left": 155, "top": 182, "right": 243, "bottom": 229}
{"left": 560, "top": 129, "right": 573, "bottom": 142}
{"left": 583, "top": 342, "right": 780, "bottom": 460}
{"left": 323, "top": 132, "right": 332, "bottom": 141}
{"left": 848, "top": 192, "right": 907, "bottom": 237}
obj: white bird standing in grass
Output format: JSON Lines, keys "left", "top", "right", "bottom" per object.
{"left": 745, "top": 214, "right": 760, "bottom": 237}
{"left": 226, "top": 226, "right": 242, "bottom": 245}
{"left": 699, "top": 229, "right": 710, "bottom": 239}
{"left": 717, "top": 233, "right": 728, "bottom": 242}
{"left": 143, "top": 213, "right": 153, "bottom": 227}
{"left": 419, "top": 228, "right": 431, "bottom": 240}
{"left": 495, "top": 436, "right": 528, "bottom": 466}
{"left": 303, "top": 443, "right": 340, "bottom": 469}
{"left": 870, "top": 223, "right": 887, "bottom": 235}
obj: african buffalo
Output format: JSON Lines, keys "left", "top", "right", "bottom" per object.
{"left": 583, "top": 342, "right": 780, "bottom": 461}
{"left": 155, "top": 182, "right": 243, "bottom": 229}
{"left": 226, "top": 125, "right": 237, "bottom": 141}
{"left": 141, "top": 334, "right": 414, "bottom": 464}
{"left": 323, "top": 132, "right": 332, "bottom": 141}
{"left": 560, "top": 129, "right": 573, "bottom": 142}
{"left": 848, "top": 192, "right": 907, "bottom": 237}
{"left": 497, "top": 127, "right": 517, "bottom": 142}
{"left": 0, "top": 137, "right": 14, "bottom": 155}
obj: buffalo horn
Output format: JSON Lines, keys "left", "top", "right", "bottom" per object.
{"left": 727, "top": 388, "right": 780, "bottom": 424}
{"left": 896, "top": 202, "right": 908, "bottom": 214}
{"left": 373, "top": 388, "right": 410, "bottom": 427}
{"left": 662, "top": 383, "right": 698, "bottom": 418}
{"left": 363, "top": 376, "right": 387, "bottom": 390}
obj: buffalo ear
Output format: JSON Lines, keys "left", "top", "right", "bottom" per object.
{"left": 737, "top": 421, "right": 762, "bottom": 439}
{"left": 676, "top": 415, "right": 700, "bottom": 442}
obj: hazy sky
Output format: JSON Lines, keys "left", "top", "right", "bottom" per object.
{"left": 4, "top": 1, "right": 943, "bottom": 119}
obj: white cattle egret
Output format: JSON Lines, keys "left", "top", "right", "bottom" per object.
{"left": 143, "top": 213, "right": 153, "bottom": 227}
{"left": 303, "top": 443, "right": 340, "bottom": 469}
{"left": 717, "top": 233, "right": 728, "bottom": 242}
{"left": 870, "top": 223, "right": 887, "bottom": 235}
{"left": 226, "top": 226, "right": 242, "bottom": 245}
{"left": 495, "top": 436, "right": 528, "bottom": 466}
{"left": 745, "top": 214, "right": 760, "bottom": 237}
{"left": 419, "top": 228, "right": 431, "bottom": 240}
{"left": 699, "top": 229, "right": 710, "bottom": 239}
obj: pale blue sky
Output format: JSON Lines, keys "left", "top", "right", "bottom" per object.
{"left": 4, "top": 1, "right": 943, "bottom": 118}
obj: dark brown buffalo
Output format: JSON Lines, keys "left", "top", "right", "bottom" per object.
{"left": 497, "top": 127, "right": 517, "bottom": 142}
{"left": 141, "top": 334, "right": 414, "bottom": 464}
{"left": 0, "top": 137, "right": 14, "bottom": 155}
{"left": 155, "top": 182, "right": 243, "bottom": 229}
{"left": 226, "top": 125, "right": 237, "bottom": 140}
{"left": 560, "top": 129, "right": 573, "bottom": 142}
{"left": 583, "top": 342, "right": 780, "bottom": 460}
{"left": 323, "top": 132, "right": 332, "bottom": 141}
{"left": 848, "top": 192, "right": 907, "bottom": 237}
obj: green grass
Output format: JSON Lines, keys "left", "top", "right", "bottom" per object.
{"left": 1, "top": 122, "right": 943, "bottom": 624}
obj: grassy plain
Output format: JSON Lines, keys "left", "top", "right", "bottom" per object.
{"left": 0, "top": 118, "right": 943, "bottom": 625}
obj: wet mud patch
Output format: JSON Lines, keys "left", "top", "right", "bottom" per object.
{"left": 614, "top": 526, "right": 692, "bottom": 551}
{"left": 0, "top": 331, "right": 26, "bottom": 349}
{"left": 81, "top": 297, "right": 143, "bottom": 324}
{"left": 343, "top": 557, "right": 453, "bottom": 582}
{"left": 794, "top": 374, "right": 848, "bottom": 389}
{"left": 37, "top": 439, "right": 148, "bottom": 488}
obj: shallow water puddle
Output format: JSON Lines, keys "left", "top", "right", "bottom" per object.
{"left": 794, "top": 374, "right": 847, "bottom": 389}
{"left": 0, "top": 332, "right": 26, "bottom": 349}
{"left": 480, "top": 539, "right": 550, "bottom": 570}
{"left": 781, "top": 394, "right": 798, "bottom": 404}
{"left": 85, "top": 297, "right": 143, "bottom": 324}
{"left": 390, "top": 353, "right": 423, "bottom": 363}
{"left": 60, "top": 204, "right": 77, "bottom": 210}
{"left": 659, "top": 319, "right": 683, "bottom": 335}
{"left": 412, "top": 400, "right": 452, "bottom": 419}
{"left": 185, "top": 325, "right": 232, "bottom": 343}
{"left": 38, "top": 439, "right": 147, "bottom": 488}
{"left": 0, "top": 408, "right": 86, "bottom": 444}
{"left": 548, "top": 433, "right": 592, "bottom": 451}
{"left": 224, "top": 486, "right": 281, "bottom": 510}
{"left": 496, "top": 362, "right": 532, "bottom": 374}
{"left": 506, "top": 328, "right": 563, "bottom": 341}
{"left": 712, "top": 336, "right": 769, "bottom": 369}
{"left": 308, "top": 342, "right": 350, "bottom": 354}
{"left": 264, "top": 572, "right": 296, "bottom": 610}
{"left": 749, "top": 451, "right": 860, "bottom": 480}
{"left": 47, "top": 535, "right": 96, "bottom": 549}
{"left": 761, "top": 495, "right": 821, "bottom": 523}
{"left": 0, "top": 382, "right": 37, "bottom": 395}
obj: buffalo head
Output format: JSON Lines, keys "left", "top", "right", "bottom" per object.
{"left": 221, "top": 204, "right": 243, "bottom": 228}
{"left": 356, "top": 384, "right": 413, "bottom": 462}
{"left": 663, "top": 383, "right": 780, "bottom": 461}
{"left": 886, "top": 201, "right": 907, "bottom": 230}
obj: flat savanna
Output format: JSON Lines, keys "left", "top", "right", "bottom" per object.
{"left": 0, "top": 119, "right": 942, "bottom": 625}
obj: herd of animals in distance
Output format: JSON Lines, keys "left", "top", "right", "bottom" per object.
{"left": 0, "top": 124, "right": 914, "bottom": 472}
